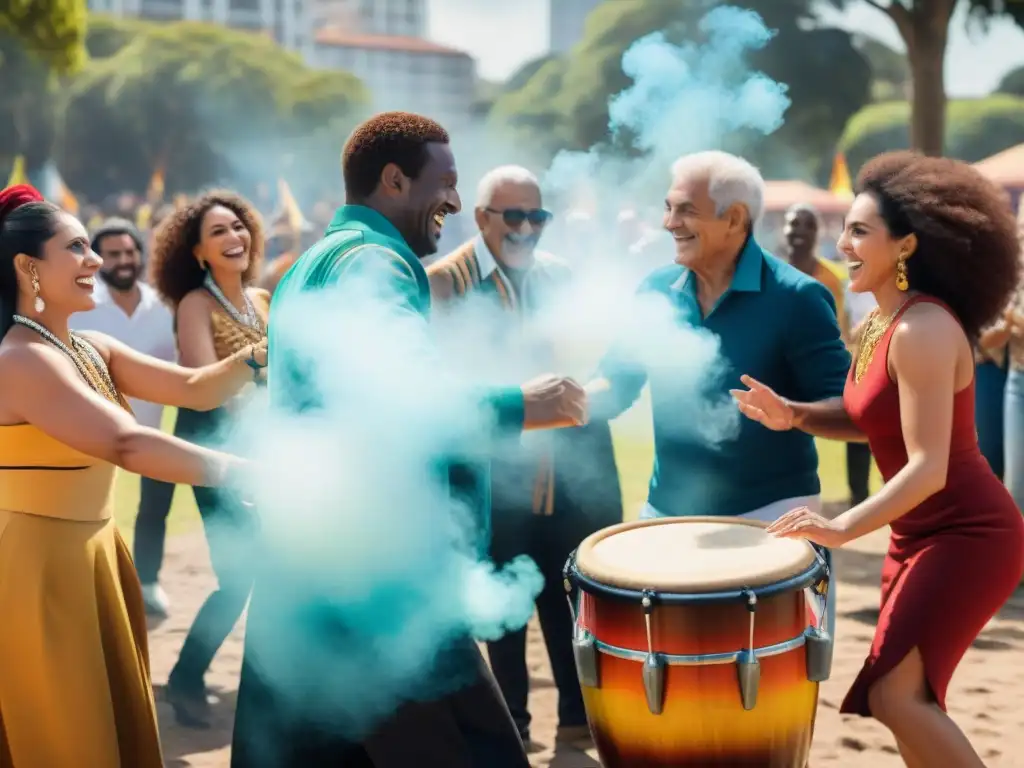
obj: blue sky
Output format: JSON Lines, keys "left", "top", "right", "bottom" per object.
{"left": 427, "top": 0, "right": 1024, "bottom": 96}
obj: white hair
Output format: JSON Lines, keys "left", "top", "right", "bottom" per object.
{"left": 476, "top": 165, "right": 540, "bottom": 207}
{"left": 670, "top": 151, "right": 765, "bottom": 227}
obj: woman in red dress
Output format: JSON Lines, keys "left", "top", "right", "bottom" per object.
{"left": 732, "top": 151, "right": 1024, "bottom": 767}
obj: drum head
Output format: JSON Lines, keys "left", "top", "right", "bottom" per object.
{"left": 575, "top": 517, "right": 817, "bottom": 593}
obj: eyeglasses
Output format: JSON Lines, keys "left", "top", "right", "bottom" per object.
{"left": 484, "top": 207, "right": 553, "bottom": 227}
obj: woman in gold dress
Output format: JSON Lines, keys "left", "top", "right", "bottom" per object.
{"left": 148, "top": 190, "right": 269, "bottom": 727}
{"left": 0, "top": 186, "right": 266, "bottom": 767}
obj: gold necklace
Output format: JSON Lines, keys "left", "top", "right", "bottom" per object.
{"left": 12, "top": 315, "right": 122, "bottom": 405}
{"left": 854, "top": 301, "right": 909, "bottom": 383}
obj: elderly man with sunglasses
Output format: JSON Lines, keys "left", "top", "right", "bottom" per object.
{"left": 427, "top": 165, "right": 622, "bottom": 751}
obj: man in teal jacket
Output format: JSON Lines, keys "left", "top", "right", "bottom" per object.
{"left": 231, "top": 112, "right": 586, "bottom": 768}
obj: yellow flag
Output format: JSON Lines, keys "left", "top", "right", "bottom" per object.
{"left": 5, "top": 155, "right": 28, "bottom": 187}
{"left": 147, "top": 166, "right": 166, "bottom": 204}
{"left": 829, "top": 152, "right": 854, "bottom": 201}
{"left": 277, "top": 178, "right": 305, "bottom": 231}
{"left": 58, "top": 179, "right": 79, "bottom": 215}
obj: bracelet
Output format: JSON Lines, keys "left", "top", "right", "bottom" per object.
{"left": 245, "top": 344, "right": 267, "bottom": 375}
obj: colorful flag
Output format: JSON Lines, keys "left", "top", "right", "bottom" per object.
{"left": 829, "top": 152, "right": 854, "bottom": 201}
{"left": 5, "top": 155, "right": 28, "bottom": 187}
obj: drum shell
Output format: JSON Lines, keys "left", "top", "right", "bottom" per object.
{"left": 576, "top": 584, "right": 818, "bottom": 767}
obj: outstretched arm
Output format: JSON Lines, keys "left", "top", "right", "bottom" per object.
{"left": 84, "top": 330, "right": 267, "bottom": 413}
{"left": 2, "top": 344, "right": 243, "bottom": 486}
{"left": 731, "top": 376, "right": 866, "bottom": 442}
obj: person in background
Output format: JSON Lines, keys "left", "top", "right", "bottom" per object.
{"left": 844, "top": 282, "right": 878, "bottom": 505}
{"left": 0, "top": 184, "right": 263, "bottom": 768}
{"left": 149, "top": 190, "right": 269, "bottom": 728}
{"left": 70, "top": 218, "right": 178, "bottom": 617}
{"left": 1002, "top": 273, "right": 1024, "bottom": 508}
{"left": 782, "top": 203, "right": 848, "bottom": 339}
{"left": 427, "top": 165, "right": 622, "bottom": 751}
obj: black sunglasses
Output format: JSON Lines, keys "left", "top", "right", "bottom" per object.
{"left": 485, "top": 207, "right": 553, "bottom": 227}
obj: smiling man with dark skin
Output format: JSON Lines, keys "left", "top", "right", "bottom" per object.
{"left": 231, "top": 112, "right": 586, "bottom": 768}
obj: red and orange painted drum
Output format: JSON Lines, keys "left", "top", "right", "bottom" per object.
{"left": 564, "top": 517, "right": 833, "bottom": 768}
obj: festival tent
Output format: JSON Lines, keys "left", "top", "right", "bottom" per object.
{"left": 974, "top": 143, "right": 1024, "bottom": 190}
{"left": 762, "top": 180, "right": 850, "bottom": 214}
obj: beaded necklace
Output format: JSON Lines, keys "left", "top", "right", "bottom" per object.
{"left": 13, "top": 315, "right": 121, "bottom": 405}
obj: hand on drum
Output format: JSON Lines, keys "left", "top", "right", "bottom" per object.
{"left": 729, "top": 375, "right": 794, "bottom": 431}
{"left": 767, "top": 507, "right": 850, "bottom": 548}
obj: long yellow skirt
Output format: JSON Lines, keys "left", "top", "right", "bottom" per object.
{"left": 0, "top": 511, "right": 163, "bottom": 768}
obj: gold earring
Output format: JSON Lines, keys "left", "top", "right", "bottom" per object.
{"left": 30, "top": 271, "right": 45, "bottom": 313}
{"left": 895, "top": 254, "right": 909, "bottom": 292}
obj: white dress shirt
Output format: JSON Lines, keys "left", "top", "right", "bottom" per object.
{"left": 71, "top": 280, "right": 176, "bottom": 430}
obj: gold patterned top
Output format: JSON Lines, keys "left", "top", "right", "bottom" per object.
{"left": 210, "top": 289, "right": 270, "bottom": 362}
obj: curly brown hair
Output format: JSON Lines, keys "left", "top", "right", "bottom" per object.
{"left": 856, "top": 151, "right": 1020, "bottom": 339}
{"left": 342, "top": 111, "right": 449, "bottom": 200}
{"left": 148, "top": 190, "right": 265, "bottom": 307}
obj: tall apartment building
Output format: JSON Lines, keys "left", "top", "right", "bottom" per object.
{"left": 549, "top": 0, "right": 602, "bottom": 54}
{"left": 86, "top": 0, "right": 314, "bottom": 53}
{"left": 311, "top": 0, "right": 426, "bottom": 38}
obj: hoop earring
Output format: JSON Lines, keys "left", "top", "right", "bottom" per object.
{"left": 895, "top": 255, "right": 909, "bottom": 292}
{"left": 30, "top": 272, "right": 45, "bottom": 313}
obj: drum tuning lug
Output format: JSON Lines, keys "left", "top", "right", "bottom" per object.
{"left": 573, "top": 631, "right": 600, "bottom": 689}
{"left": 736, "top": 649, "right": 760, "bottom": 711}
{"left": 804, "top": 626, "right": 834, "bottom": 682}
{"left": 642, "top": 653, "right": 666, "bottom": 715}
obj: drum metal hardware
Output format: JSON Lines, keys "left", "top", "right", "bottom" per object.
{"left": 736, "top": 589, "right": 761, "bottom": 711}
{"left": 804, "top": 547, "right": 834, "bottom": 682}
{"left": 575, "top": 627, "right": 808, "bottom": 666}
{"left": 639, "top": 590, "right": 665, "bottom": 715}
{"left": 573, "top": 630, "right": 601, "bottom": 689}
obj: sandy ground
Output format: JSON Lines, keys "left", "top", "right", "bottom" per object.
{"left": 149, "top": 522, "right": 1024, "bottom": 767}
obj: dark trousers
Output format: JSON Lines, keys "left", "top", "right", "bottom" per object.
{"left": 132, "top": 475, "right": 177, "bottom": 584}
{"left": 168, "top": 407, "right": 255, "bottom": 692}
{"left": 232, "top": 589, "right": 529, "bottom": 768}
{"left": 486, "top": 512, "right": 588, "bottom": 737}
{"left": 846, "top": 442, "right": 872, "bottom": 506}
{"left": 976, "top": 359, "right": 1008, "bottom": 480}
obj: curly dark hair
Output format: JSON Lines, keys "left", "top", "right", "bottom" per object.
{"left": 149, "top": 190, "right": 264, "bottom": 307}
{"left": 342, "top": 111, "right": 450, "bottom": 200}
{"left": 856, "top": 151, "right": 1020, "bottom": 339}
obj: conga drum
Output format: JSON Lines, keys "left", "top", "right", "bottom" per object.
{"left": 564, "top": 516, "right": 833, "bottom": 767}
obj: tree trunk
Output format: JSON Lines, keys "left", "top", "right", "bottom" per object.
{"left": 905, "top": 11, "right": 950, "bottom": 156}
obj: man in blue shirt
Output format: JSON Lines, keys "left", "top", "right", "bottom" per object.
{"left": 587, "top": 150, "right": 850, "bottom": 522}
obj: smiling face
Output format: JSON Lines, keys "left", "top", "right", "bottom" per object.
{"left": 475, "top": 179, "right": 547, "bottom": 270}
{"left": 783, "top": 208, "right": 818, "bottom": 258}
{"left": 837, "top": 193, "right": 916, "bottom": 294}
{"left": 663, "top": 173, "right": 743, "bottom": 271}
{"left": 19, "top": 212, "right": 102, "bottom": 315}
{"left": 96, "top": 232, "right": 142, "bottom": 292}
{"left": 397, "top": 142, "right": 461, "bottom": 258}
{"left": 192, "top": 205, "right": 252, "bottom": 276}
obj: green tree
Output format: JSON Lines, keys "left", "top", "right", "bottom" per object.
{"left": 996, "top": 64, "right": 1024, "bottom": 97}
{"left": 838, "top": 94, "right": 1024, "bottom": 171}
{"left": 491, "top": 0, "right": 872, "bottom": 182}
{"left": 851, "top": 33, "right": 910, "bottom": 101}
{"left": 0, "top": 0, "right": 87, "bottom": 170}
{"left": 59, "top": 18, "right": 368, "bottom": 200}
{"left": 852, "top": 0, "right": 1024, "bottom": 156}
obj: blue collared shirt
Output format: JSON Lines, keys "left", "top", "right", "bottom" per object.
{"left": 598, "top": 237, "right": 851, "bottom": 517}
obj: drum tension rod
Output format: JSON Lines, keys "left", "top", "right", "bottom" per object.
{"left": 640, "top": 590, "right": 666, "bottom": 716}
{"left": 736, "top": 588, "right": 761, "bottom": 712}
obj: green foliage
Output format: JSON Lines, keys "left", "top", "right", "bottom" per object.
{"left": 0, "top": 0, "right": 87, "bottom": 73}
{"left": 59, "top": 17, "right": 368, "bottom": 201}
{"left": 851, "top": 33, "right": 909, "bottom": 102}
{"left": 839, "top": 95, "right": 1024, "bottom": 172}
{"left": 490, "top": 0, "right": 871, "bottom": 182}
{"left": 997, "top": 65, "right": 1024, "bottom": 97}
{"left": 0, "top": 0, "right": 87, "bottom": 170}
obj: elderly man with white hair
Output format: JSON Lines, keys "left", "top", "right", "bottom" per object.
{"left": 427, "top": 165, "right": 622, "bottom": 751}
{"left": 587, "top": 150, "right": 850, "bottom": 524}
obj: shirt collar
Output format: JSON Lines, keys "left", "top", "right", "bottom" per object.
{"left": 327, "top": 204, "right": 408, "bottom": 249}
{"left": 675, "top": 235, "right": 765, "bottom": 296}
{"left": 473, "top": 234, "right": 499, "bottom": 279}
{"left": 92, "top": 278, "right": 159, "bottom": 310}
